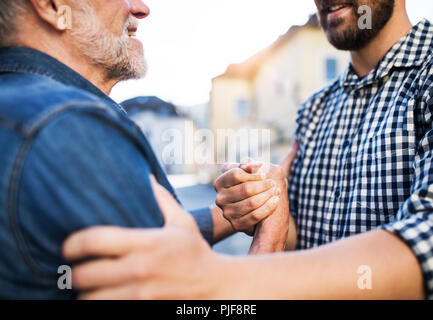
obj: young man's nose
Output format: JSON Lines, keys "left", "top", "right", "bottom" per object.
{"left": 130, "top": 0, "right": 150, "bottom": 19}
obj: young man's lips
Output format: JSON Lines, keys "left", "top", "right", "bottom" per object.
{"left": 324, "top": 4, "right": 353, "bottom": 21}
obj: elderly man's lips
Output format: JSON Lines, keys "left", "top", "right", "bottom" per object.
{"left": 127, "top": 28, "right": 138, "bottom": 37}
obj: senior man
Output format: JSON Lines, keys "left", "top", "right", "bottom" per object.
{"left": 64, "top": 0, "right": 433, "bottom": 299}
{"left": 0, "top": 0, "right": 290, "bottom": 299}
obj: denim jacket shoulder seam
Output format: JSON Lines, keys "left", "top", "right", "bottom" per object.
{"left": 0, "top": 65, "right": 59, "bottom": 83}
{"left": 22, "top": 100, "right": 116, "bottom": 138}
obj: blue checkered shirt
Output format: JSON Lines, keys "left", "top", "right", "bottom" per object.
{"left": 289, "top": 19, "right": 433, "bottom": 298}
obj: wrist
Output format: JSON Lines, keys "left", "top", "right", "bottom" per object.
{"left": 211, "top": 205, "right": 236, "bottom": 243}
{"left": 249, "top": 196, "right": 290, "bottom": 254}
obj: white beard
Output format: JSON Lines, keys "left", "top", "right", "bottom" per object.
{"left": 69, "top": 3, "right": 147, "bottom": 81}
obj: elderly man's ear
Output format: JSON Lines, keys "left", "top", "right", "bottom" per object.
{"left": 28, "top": 0, "right": 71, "bottom": 31}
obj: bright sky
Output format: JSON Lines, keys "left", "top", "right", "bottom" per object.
{"left": 110, "top": 0, "right": 433, "bottom": 106}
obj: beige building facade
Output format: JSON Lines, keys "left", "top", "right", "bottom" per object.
{"left": 210, "top": 15, "right": 349, "bottom": 164}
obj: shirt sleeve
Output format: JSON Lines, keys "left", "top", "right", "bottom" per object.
{"left": 381, "top": 83, "right": 433, "bottom": 299}
{"left": 288, "top": 101, "right": 310, "bottom": 220}
{"left": 190, "top": 207, "right": 214, "bottom": 245}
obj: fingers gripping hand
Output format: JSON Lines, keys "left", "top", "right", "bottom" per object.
{"left": 214, "top": 145, "right": 298, "bottom": 236}
{"left": 214, "top": 165, "right": 280, "bottom": 235}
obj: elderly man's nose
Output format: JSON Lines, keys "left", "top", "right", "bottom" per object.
{"left": 130, "top": 0, "right": 150, "bottom": 19}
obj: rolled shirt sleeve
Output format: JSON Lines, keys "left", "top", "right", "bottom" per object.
{"left": 190, "top": 207, "right": 214, "bottom": 245}
{"left": 381, "top": 85, "right": 433, "bottom": 299}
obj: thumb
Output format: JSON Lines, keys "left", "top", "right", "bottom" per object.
{"left": 281, "top": 141, "right": 299, "bottom": 178}
{"left": 150, "top": 175, "right": 199, "bottom": 233}
{"left": 222, "top": 162, "right": 264, "bottom": 174}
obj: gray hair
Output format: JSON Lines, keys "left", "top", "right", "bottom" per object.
{"left": 0, "top": 0, "right": 28, "bottom": 47}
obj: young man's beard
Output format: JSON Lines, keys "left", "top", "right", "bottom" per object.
{"left": 70, "top": 3, "right": 147, "bottom": 82}
{"left": 318, "top": 0, "right": 395, "bottom": 51}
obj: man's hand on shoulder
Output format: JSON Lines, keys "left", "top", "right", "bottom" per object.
{"left": 63, "top": 176, "right": 227, "bottom": 300}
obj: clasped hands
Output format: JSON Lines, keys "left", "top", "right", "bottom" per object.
{"left": 214, "top": 143, "right": 298, "bottom": 253}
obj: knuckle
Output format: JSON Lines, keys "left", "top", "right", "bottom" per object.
{"left": 246, "top": 197, "right": 258, "bottom": 209}
{"left": 214, "top": 179, "right": 223, "bottom": 192}
{"left": 223, "top": 206, "right": 234, "bottom": 218}
{"left": 215, "top": 194, "right": 225, "bottom": 207}
{"left": 249, "top": 212, "right": 261, "bottom": 224}
{"left": 241, "top": 183, "right": 253, "bottom": 196}
{"left": 232, "top": 168, "right": 244, "bottom": 182}
{"left": 266, "top": 199, "right": 278, "bottom": 210}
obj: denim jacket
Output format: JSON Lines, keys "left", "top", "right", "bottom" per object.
{"left": 0, "top": 46, "right": 213, "bottom": 299}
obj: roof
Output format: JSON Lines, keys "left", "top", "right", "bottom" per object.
{"left": 214, "top": 14, "right": 320, "bottom": 81}
{"left": 121, "top": 96, "right": 184, "bottom": 118}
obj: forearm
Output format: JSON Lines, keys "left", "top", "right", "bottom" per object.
{"left": 249, "top": 207, "right": 288, "bottom": 254}
{"left": 220, "top": 230, "right": 424, "bottom": 299}
{"left": 285, "top": 213, "right": 297, "bottom": 251}
{"left": 211, "top": 205, "right": 236, "bottom": 243}
{"left": 249, "top": 179, "right": 290, "bottom": 254}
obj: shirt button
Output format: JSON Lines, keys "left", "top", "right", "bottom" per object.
{"left": 343, "top": 140, "right": 351, "bottom": 148}
{"left": 354, "top": 91, "right": 361, "bottom": 99}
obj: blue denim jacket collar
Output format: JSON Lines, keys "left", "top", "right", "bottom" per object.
{"left": 0, "top": 46, "right": 124, "bottom": 114}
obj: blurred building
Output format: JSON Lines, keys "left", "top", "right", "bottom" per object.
{"left": 210, "top": 15, "right": 349, "bottom": 164}
{"left": 121, "top": 96, "right": 199, "bottom": 177}
{"left": 178, "top": 103, "right": 209, "bottom": 129}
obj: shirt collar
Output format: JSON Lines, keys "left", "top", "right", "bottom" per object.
{"left": 340, "top": 19, "right": 433, "bottom": 89}
{"left": 0, "top": 46, "right": 125, "bottom": 113}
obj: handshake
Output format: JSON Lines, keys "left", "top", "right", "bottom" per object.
{"left": 214, "top": 142, "right": 298, "bottom": 253}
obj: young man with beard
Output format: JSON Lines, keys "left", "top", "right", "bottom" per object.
{"left": 1, "top": 0, "right": 288, "bottom": 299}
{"left": 64, "top": 0, "right": 433, "bottom": 299}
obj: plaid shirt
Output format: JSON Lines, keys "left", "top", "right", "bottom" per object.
{"left": 289, "top": 19, "right": 433, "bottom": 298}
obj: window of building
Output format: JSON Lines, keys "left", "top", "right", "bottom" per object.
{"left": 236, "top": 99, "right": 250, "bottom": 118}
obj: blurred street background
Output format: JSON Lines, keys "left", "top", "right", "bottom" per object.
{"left": 112, "top": 1, "right": 433, "bottom": 255}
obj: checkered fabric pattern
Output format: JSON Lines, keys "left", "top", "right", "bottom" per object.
{"left": 289, "top": 19, "right": 433, "bottom": 298}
